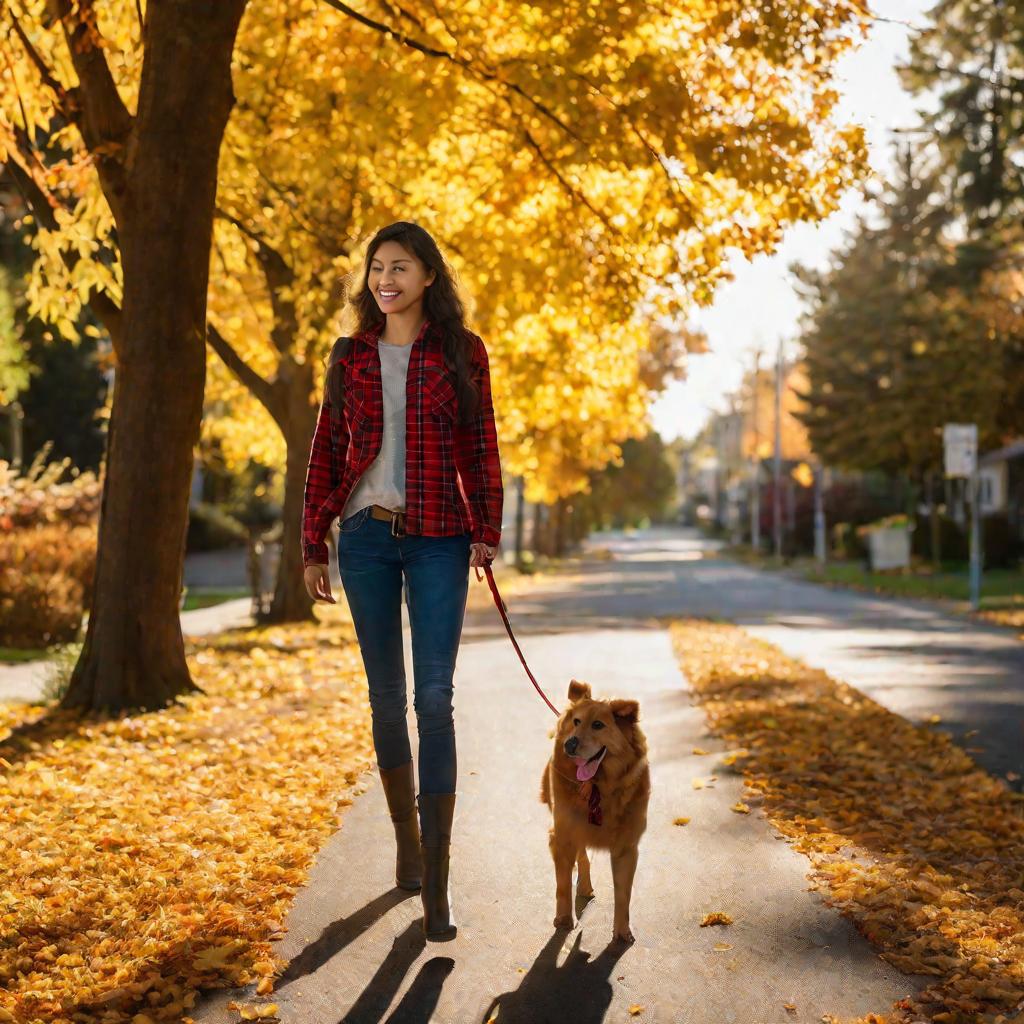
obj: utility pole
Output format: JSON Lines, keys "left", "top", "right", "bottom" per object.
{"left": 814, "top": 462, "right": 827, "bottom": 564}
{"left": 750, "top": 350, "right": 761, "bottom": 552}
{"left": 773, "top": 337, "right": 784, "bottom": 561}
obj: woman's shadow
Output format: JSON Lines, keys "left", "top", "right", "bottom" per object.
{"left": 275, "top": 889, "right": 630, "bottom": 1024}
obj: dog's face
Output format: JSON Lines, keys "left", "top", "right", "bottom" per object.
{"left": 559, "top": 679, "right": 639, "bottom": 776}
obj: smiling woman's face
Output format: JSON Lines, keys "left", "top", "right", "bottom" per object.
{"left": 368, "top": 240, "right": 436, "bottom": 315}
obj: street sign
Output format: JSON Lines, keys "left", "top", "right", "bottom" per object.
{"left": 942, "top": 422, "right": 982, "bottom": 609}
{"left": 943, "top": 423, "right": 977, "bottom": 477}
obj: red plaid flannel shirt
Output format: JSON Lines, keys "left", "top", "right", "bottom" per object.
{"left": 301, "top": 317, "right": 504, "bottom": 567}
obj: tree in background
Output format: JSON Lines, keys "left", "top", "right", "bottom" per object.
{"left": 791, "top": 150, "right": 1023, "bottom": 565}
{"left": 792, "top": 160, "right": 1013, "bottom": 479}
{"left": 900, "top": 0, "right": 1024, "bottom": 283}
{"left": 898, "top": 0, "right": 1024, "bottom": 438}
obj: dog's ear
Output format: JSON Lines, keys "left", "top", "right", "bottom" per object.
{"left": 568, "top": 678, "right": 592, "bottom": 702}
{"left": 609, "top": 699, "right": 639, "bottom": 727}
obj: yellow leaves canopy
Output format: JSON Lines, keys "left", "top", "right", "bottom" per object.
{"left": 2, "top": 0, "right": 869, "bottom": 498}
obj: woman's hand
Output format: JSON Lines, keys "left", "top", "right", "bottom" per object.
{"left": 469, "top": 542, "right": 497, "bottom": 568}
{"left": 304, "top": 564, "right": 336, "bottom": 603}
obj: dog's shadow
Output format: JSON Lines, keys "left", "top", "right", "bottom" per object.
{"left": 479, "top": 925, "right": 632, "bottom": 1024}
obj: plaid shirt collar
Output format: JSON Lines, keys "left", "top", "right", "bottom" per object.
{"left": 357, "top": 315, "right": 433, "bottom": 355}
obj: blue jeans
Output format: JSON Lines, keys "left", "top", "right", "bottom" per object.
{"left": 336, "top": 505, "right": 471, "bottom": 794}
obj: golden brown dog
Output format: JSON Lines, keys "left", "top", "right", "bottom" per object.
{"left": 539, "top": 678, "right": 650, "bottom": 943}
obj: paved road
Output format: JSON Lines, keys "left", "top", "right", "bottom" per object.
{"left": 568, "top": 529, "right": 1024, "bottom": 790}
{"left": 186, "top": 525, "right": 1024, "bottom": 1023}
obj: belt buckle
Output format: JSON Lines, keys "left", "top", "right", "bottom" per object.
{"left": 390, "top": 510, "right": 406, "bottom": 538}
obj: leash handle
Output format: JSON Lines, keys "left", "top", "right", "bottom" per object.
{"left": 476, "top": 562, "right": 560, "bottom": 716}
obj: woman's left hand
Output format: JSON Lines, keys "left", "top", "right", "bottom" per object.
{"left": 469, "top": 542, "right": 497, "bottom": 568}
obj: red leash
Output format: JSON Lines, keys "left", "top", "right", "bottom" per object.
{"left": 476, "top": 563, "right": 560, "bottom": 717}
{"left": 476, "top": 562, "right": 603, "bottom": 824}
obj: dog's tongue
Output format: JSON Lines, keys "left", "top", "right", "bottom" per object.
{"left": 573, "top": 746, "right": 607, "bottom": 782}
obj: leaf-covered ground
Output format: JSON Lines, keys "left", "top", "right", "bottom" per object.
{"left": 0, "top": 612, "right": 377, "bottom": 1024}
{"left": 667, "top": 617, "right": 1024, "bottom": 1024}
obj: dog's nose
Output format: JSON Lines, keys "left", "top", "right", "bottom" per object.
{"left": 564, "top": 737, "right": 578, "bottom": 754}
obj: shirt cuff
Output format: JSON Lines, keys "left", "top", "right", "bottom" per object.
{"left": 470, "top": 524, "right": 501, "bottom": 547}
{"left": 303, "top": 540, "right": 330, "bottom": 567}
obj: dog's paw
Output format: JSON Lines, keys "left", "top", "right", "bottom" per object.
{"left": 612, "top": 925, "right": 635, "bottom": 944}
{"left": 576, "top": 885, "right": 594, "bottom": 900}
{"left": 552, "top": 913, "right": 573, "bottom": 929}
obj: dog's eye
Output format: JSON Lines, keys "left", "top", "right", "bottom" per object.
{"left": 592, "top": 721, "right": 605, "bottom": 729}
{"left": 572, "top": 718, "right": 580, "bottom": 726}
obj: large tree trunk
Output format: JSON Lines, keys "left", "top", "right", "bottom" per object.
{"left": 513, "top": 476, "right": 525, "bottom": 570}
{"left": 553, "top": 496, "right": 567, "bottom": 557}
{"left": 531, "top": 501, "right": 544, "bottom": 558}
{"left": 62, "top": 1, "right": 248, "bottom": 713}
{"left": 266, "top": 378, "right": 319, "bottom": 623}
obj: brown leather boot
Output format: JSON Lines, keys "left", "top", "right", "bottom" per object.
{"left": 417, "top": 791, "right": 457, "bottom": 940}
{"left": 377, "top": 761, "right": 422, "bottom": 890}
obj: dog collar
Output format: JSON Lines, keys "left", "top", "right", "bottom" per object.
{"left": 578, "top": 779, "right": 603, "bottom": 826}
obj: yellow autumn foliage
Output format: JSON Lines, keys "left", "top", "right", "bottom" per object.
{"left": 3, "top": 0, "right": 870, "bottom": 508}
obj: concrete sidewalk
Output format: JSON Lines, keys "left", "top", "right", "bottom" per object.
{"left": 0, "top": 598, "right": 258, "bottom": 705}
{"left": 191, "top": 532, "right": 928, "bottom": 1023}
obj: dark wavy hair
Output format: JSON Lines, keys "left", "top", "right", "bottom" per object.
{"left": 324, "top": 221, "right": 480, "bottom": 428}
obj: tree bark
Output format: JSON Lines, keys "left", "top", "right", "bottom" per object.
{"left": 926, "top": 470, "right": 942, "bottom": 568}
{"left": 553, "top": 496, "right": 567, "bottom": 557}
{"left": 513, "top": 476, "right": 525, "bottom": 570}
{"left": 62, "top": 1, "right": 248, "bottom": 713}
{"left": 531, "top": 501, "right": 544, "bottom": 558}
{"left": 266, "top": 374, "right": 320, "bottom": 623}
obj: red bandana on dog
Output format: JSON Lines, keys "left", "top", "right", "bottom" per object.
{"left": 572, "top": 747, "right": 607, "bottom": 825}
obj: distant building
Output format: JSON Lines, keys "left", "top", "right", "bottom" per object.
{"left": 979, "top": 439, "right": 1024, "bottom": 540}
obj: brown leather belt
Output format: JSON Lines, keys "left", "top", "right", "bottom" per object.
{"left": 369, "top": 503, "right": 407, "bottom": 537}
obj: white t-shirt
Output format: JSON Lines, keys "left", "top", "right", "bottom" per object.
{"left": 340, "top": 338, "right": 413, "bottom": 521}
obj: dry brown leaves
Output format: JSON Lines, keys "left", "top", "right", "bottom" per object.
{"left": 0, "top": 614, "right": 376, "bottom": 1023}
{"left": 669, "top": 618, "right": 1024, "bottom": 1024}
{"left": 978, "top": 606, "right": 1024, "bottom": 641}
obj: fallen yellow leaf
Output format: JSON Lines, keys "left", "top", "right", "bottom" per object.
{"left": 700, "top": 911, "right": 733, "bottom": 926}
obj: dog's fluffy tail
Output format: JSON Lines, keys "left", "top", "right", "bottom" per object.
{"left": 540, "top": 759, "right": 551, "bottom": 806}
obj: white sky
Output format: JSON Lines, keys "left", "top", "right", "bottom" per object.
{"left": 650, "top": 1, "right": 936, "bottom": 442}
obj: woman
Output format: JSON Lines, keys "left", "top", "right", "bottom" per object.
{"left": 301, "top": 221, "right": 503, "bottom": 941}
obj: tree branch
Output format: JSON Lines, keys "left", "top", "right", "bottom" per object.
{"left": 214, "top": 206, "right": 300, "bottom": 359}
{"left": 206, "top": 320, "right": 283, "bottom": 421}
{"left": 319, "top": 0, "right": 582, "bottom": 143}
{"left": 49, "top": 0, "right": 133, "bottom": 201}
{"left": 7, "top": 6, "right": 74, "bottom": 109}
